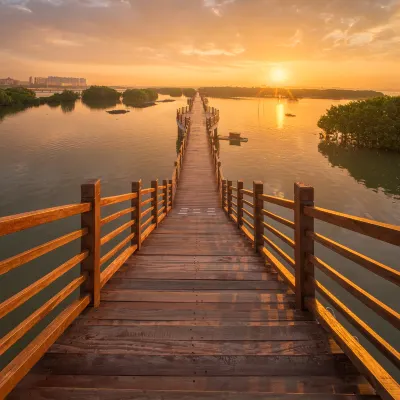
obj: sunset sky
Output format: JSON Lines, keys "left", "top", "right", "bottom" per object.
{"left": 1, "top": 0, "right": 400, "bottom": 89}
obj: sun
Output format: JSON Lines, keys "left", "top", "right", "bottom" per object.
{"left": 270, "top": 67, "right": 288, "bottom": 84}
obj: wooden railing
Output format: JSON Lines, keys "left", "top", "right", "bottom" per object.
{"left": 0, "top": 112, "right": 191, "bottom": 398}
{"left": 203, "top": 95, "right": 400, "bottom": 400}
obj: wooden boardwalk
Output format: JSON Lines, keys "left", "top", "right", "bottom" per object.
{"left": 9, "top": 95, "right": 378, "bottom": 399}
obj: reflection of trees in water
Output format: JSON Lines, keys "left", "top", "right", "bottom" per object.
{"left": 82, "top": 98, "right": 120, "bottom": 110}
{"left": 318, "top": 141, "right": 400, "bottom": 198}
{"left": 60, "top": 102, "right": 75, "bottom": 113}
{"left": 0, "top": 105, "right": 35, "bottom": 123}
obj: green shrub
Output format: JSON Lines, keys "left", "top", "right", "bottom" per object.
{"left": 82, "top": 86, "right": 120, "bottom": 102}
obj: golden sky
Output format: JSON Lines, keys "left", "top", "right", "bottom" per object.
{"left": 1, "top": 0, "right": 400, "bottom": 89}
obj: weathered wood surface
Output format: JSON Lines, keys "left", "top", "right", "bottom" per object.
{"left": 9, "top": 94, "right": 377, "bottom": 399}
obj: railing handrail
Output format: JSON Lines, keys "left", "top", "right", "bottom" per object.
{"left": 203, "top": 95, "right": 400, "bottom": 400}
{"left": 0, "top": 99, "right": 191, "bottom": 398}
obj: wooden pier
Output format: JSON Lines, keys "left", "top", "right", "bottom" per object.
{"left": 0, "top": 94, "right": 399, "bottom": 399}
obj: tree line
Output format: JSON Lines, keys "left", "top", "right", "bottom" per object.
{"left": 318, "top": 96, "right": 400, "bottom": 152}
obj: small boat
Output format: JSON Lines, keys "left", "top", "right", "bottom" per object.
{"left": 218, "top": 132, "right": 248, "bottom": 143}
{"left": 285, "top": 113, "right": 296, "bottom": 117}
{"left": 106, "top": 109, "right": 130, "bottom": 114}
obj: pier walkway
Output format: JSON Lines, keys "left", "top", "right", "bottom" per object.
{"left": 2, "top": 94, "right": 399, "bottom": 399}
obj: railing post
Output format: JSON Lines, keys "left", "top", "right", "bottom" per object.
{"left": 80, "top": 179, "right": 101, "bottom": 307}
{"left": 294, "top": 182, "right": 315, "bottom": 310}
{"left": 168, "top": 179, "right": 173, "bottom": 210}
{"left": 227, "top": 180, "right": 233, "bottom": 216}
{"left": 151, "top": 180, "right": 159, "bottom": 228}
{"left": 217, "top": 161, "right": 221, "bottom": 190}
{"left": 132, "top": 180, "right": 142, "bottom": 251}
{"left": 163, "top": 179, "right": 169, "bottom": 216}
{"left": 253, "top": 181, "right": 264, "bottom": 253}
{"left": 237, "top": 180, "right": 244, "bottom": 228}
{"left": 175, "top": 161, "right": 179, "bottom": 183}
{"left": 222, "top": 180, "right": 227, "bottom": 211}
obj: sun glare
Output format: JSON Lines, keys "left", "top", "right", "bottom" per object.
{"left": 270, "top": 67, "right": 287, "bottom": 84}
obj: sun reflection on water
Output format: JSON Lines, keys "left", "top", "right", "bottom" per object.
{"left": 276, "top": 102, "right": 285, "bottom": 129}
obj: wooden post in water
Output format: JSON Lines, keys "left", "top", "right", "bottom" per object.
{"left": 132, "top": 180, "right": 142, "bottom": 251}
{"left": 294, "top": 182, "right": 315, "bottom": 310}
{"left": 151, "top": 180, "right": 159, "bottom": 228}
{"left": 163, "top": 179, "right": 169, "bottom": 216}
{"left": 253, "top": 181, "right": 264, "bottom": 253}
{"left": 80, "top": 179, "right": 101, "bottom": 307}
{"left": 227, "top": 180, "right": 233, "bottom": 216}
{"left": 237, "top": 180, "right": 244, "bottom": 228}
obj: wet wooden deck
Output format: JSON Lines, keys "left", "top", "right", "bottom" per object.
{"left": 9, "top": 95, "right": 378, "bottom": 399}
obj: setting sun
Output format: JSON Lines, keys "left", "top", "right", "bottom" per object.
{"left": 270, "top": 67, "right": 288, "bottom": 84}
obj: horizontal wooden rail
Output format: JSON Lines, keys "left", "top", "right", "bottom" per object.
{"left": 232, "top": 194, "right": 238, "bottom": 200}
{"left": 100, "top": 207, "right": 135, "bottom": 227}
{"left": 309, "top": 255, "right": 400, "bottom": 329}
{"left": 100, "top": 220, "right": 135, "bottom": 246}
{"left": 262, "top": 209, "right": 295, "bottom": 229}
{"left": 242, "top": 208, "right": 253, "bottom": 219}
{"left": 306, "top": 298, "right": 400, "bottom": 400}
{"left": 260, "top": 246, "right": 295, "bottom": 290}
{"left": 141, "top": 223, "right": 156, "bottom": 243}
{"left": 140, "top": 198, "right": 153, "bottom": 207}
{"left": 100, "top": 193, "right": 137, "bottom": 207}
{"left": 263, "top": 235, "right": 295, "bottom": 267}
{"left": 0, "top": 275, "right": 85, "bottom": 357}
{"left": 262, "top": 221, "right": 295, "bottom": 249}
{"left": 141, "top": 206, "right": 154, "bottom": 219}
{"left": 157, "top": 200, "right": 164, "bottom": 207}
{"left": 308, "top": 231, "right": 400, "bottom": 286}
{"left": 0, "top": 251, "right": 87, "bottom": 319}
{"left": 242, "top": 199, "right": 253, "bottom": 208}
{"left": 141, "top": 215, "right": 154, "bottom": 230}
{"left": 100, "top": 233, "right": 135, "bottom": 266}
{"left": 258, "top": 194, "right": 295, "bottom": 210}
{"left": 242, "top": 217, "right": 254, "bottom": 230}
{"left": 230, "top": 186, "right": 237, "bottom": 192}
{"left": 314, "top": 279, "right": 400, "bottom": 369}
{"left": 0, "top": 203, "right": 91, "bottom": 237}
{"left": 0, "top": 295, "right": 90, "bottom": 398}
{"left": 240, "top": 225, "right": 254, "bottom": 243}
{"left": 240, "top": 189, "right": 253, "bottom": 197}
{"left": 141, "top": 188, "right": 155, "bottom": 195}
{"left": 100, "top": 245, "right": 137, "bottom": 288}
{"left": 304, "top": 206, "right": 400, "bottom": 246}
{"left": 0, "top": 228, "right": 87, "bottom": 275}
{"left": 158, "top": 206, "right": 166, "bottom": 215}
{"left": 158, "top": 186, "right": 166, "bottom": 190}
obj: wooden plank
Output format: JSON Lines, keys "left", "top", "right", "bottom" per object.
{"left": 262, "top": 235, "right": 295, "bottom": 268}
{"left": 307, "top": 299, "right": 400, "bottom": 400}
{"left": 8, "top": 388, "right": 379, "bottom": 400}
{"left": 141, "top": 223, "right": 156, "bottom": 243}
{"left": 100, "top": 290, "right": 295, "bottom": 303}
{"left": 0, "top": 228, "right": 87, "bottom": 275}
{"left": 141, "top": 188, "right": 155, "bottom": 195}
{"left": 31, "top": 353, "right": 357, "bottom": 377}
{"left": 0, "top": 296, "right": 90, "bottom": 399}
{"left": 309, "top": 232, "right": 400, "bottom": 286}
{"left": 263, "top": 222, "right": 295, "bottom": 249}
{"left": 106, "top": 279, "right": 284, "bottom": 291}
{"left": 100, "top": 192, "right": 137, "bottom": 207}
{"left": 310, "top": 255, "right": 400, "bottom": 330}
{"left": 304, "top": 206, "right": 400, "bottom": 246}
{"left": 0, "top": 203, "right": 91, "bottom": 237}
{"left": 55, "top": 322, "right": 326, "bottom": 342}
{"left": 0, "top": 252, "right": 87, "bottom": 319}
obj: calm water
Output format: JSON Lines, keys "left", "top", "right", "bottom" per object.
{"left": 0, "top": 96, "right": 399, "bottom": 379}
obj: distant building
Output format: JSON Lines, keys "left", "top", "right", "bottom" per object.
{"left": 47, "top": 76, "right": 87, "bottom": 87}
{"left": 0, "top": 77, "right": 19, "bottom": 86}
{"left": 29, "top": 76, "right": 33, "bottom": 85}
{"left": 34, "top": 77, "right": 48, "bottom": 86}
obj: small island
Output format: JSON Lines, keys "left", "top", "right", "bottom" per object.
{"left": 318, "top": 96, "right": 400, "bottom": 151}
